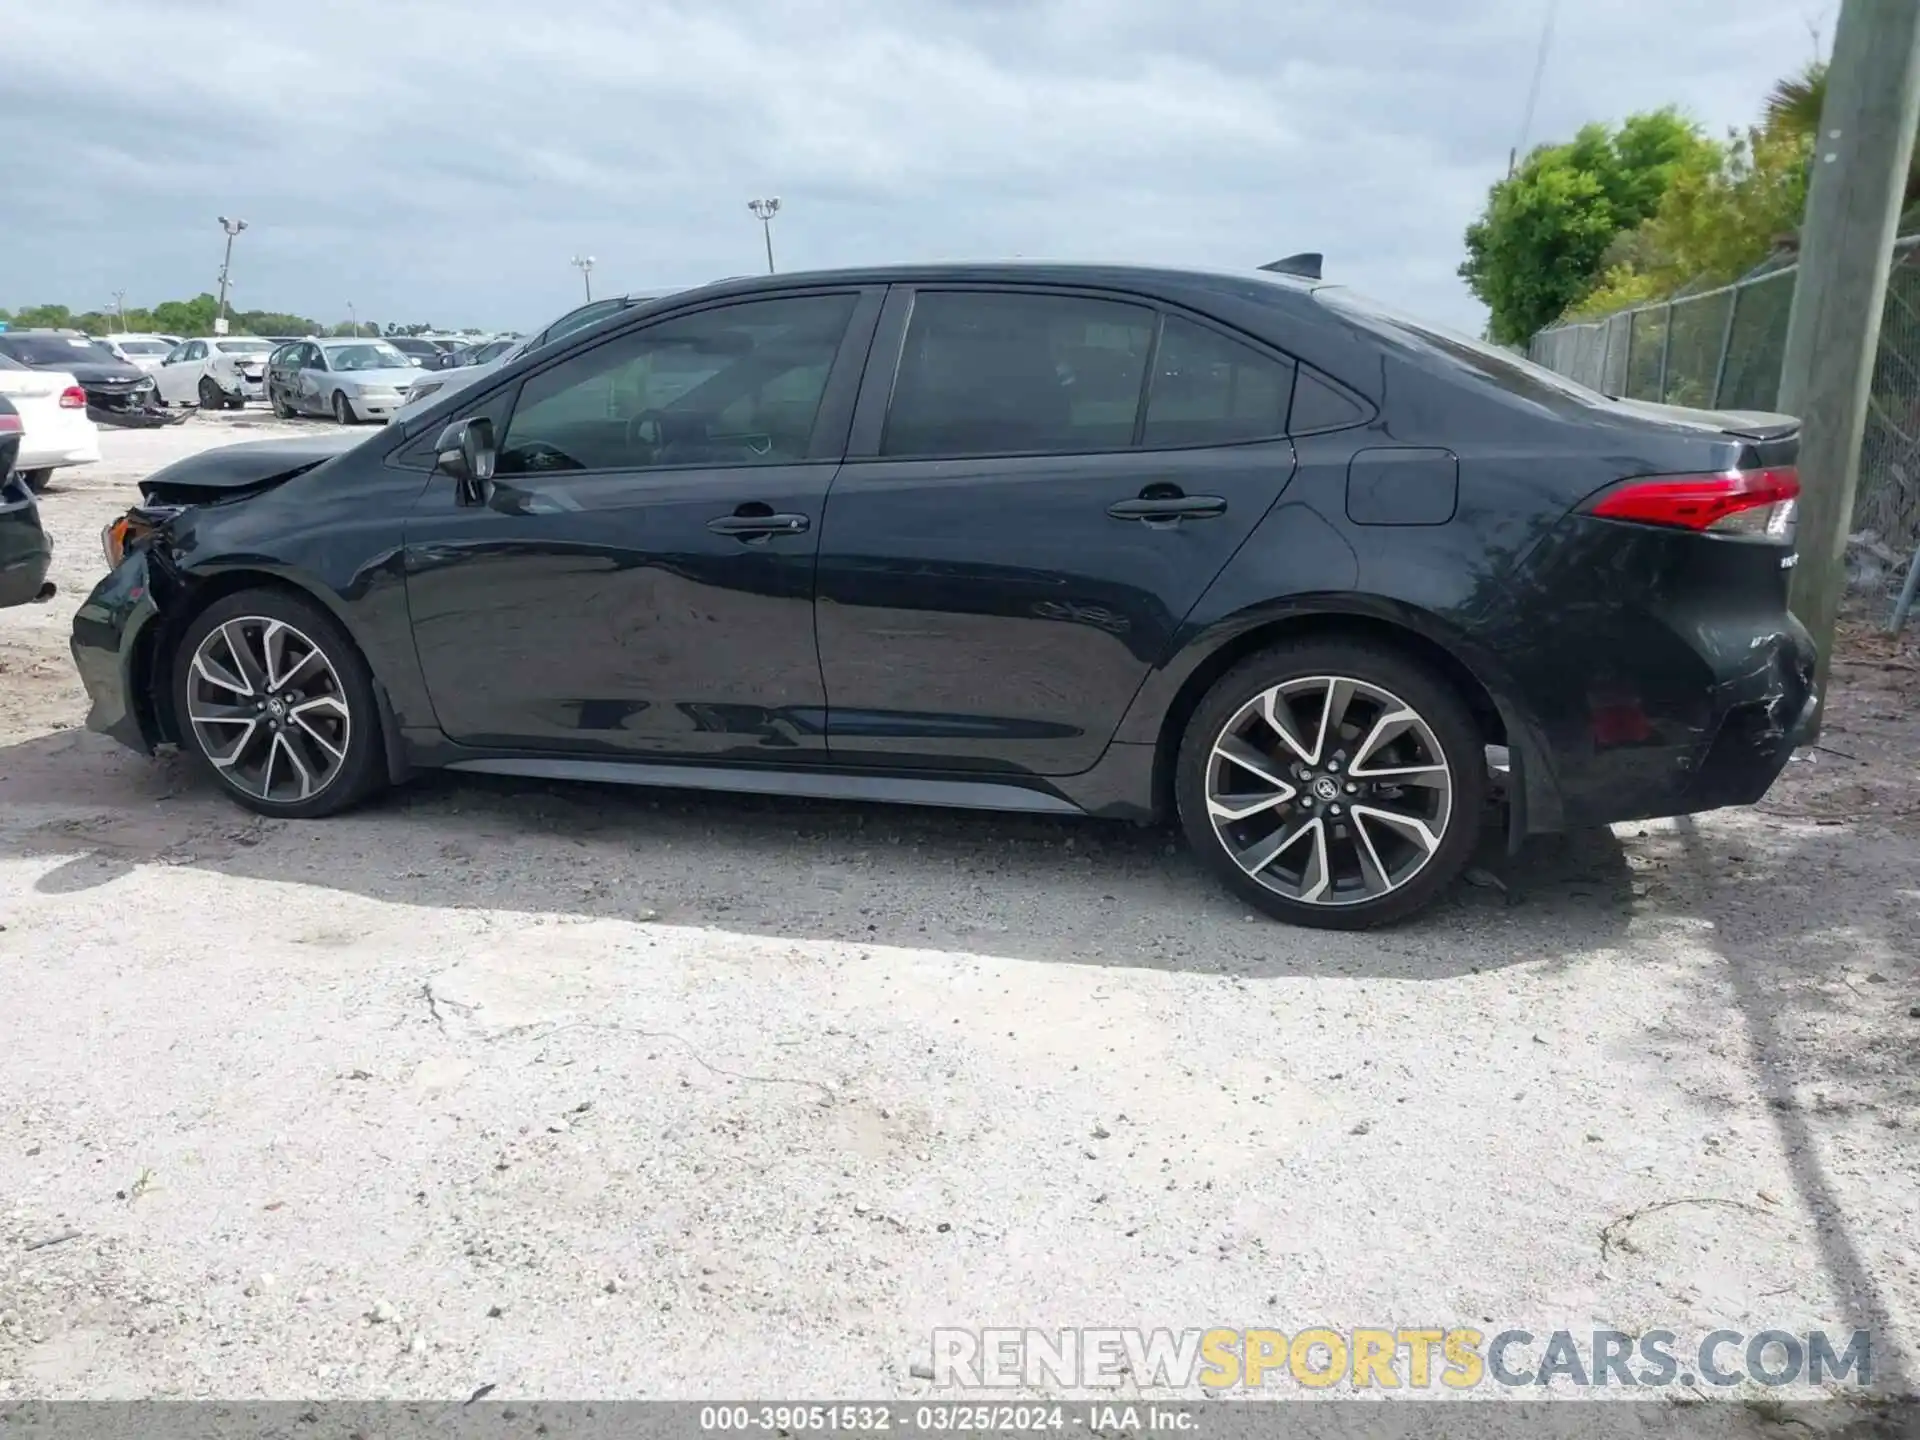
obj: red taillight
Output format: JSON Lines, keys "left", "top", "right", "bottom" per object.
{"left": 1588, "top": 467, "right": 1799, "bottom": 540}
{"left": 59, "top": 385, "right": 87, "bottom": 409}
{"left": 0, "top": 413, "right": 21, "bottom": 433}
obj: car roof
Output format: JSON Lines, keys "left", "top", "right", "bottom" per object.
{"left": 667, "top": 261, "right": 1323, "bottom": 301}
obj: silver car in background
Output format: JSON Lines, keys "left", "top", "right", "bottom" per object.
{"left": 265, "top": 337, "right": 423, "bottom": 424}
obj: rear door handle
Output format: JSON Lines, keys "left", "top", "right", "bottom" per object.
{"left": 1107, "top": 495, "right": 1228, "bottom": 524}
{"left": 707, "top": 511, "right": 810, "bottom": 539}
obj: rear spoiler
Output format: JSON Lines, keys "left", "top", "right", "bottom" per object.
{"left": 1605, "top": 396, "right": 1800, "bottom": 444}
{"left": 1259, "top": 253, "right": 1323, "bottom": 280}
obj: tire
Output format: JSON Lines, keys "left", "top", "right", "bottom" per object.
{"left": 271, "top": 386, "right": 295, "bottom": 420}
{"left": 21, "top": 468, "right": 53, "bottom": 494}
{"left": 332, "top": 391, "right": 357, "bottom": 425}
{"left": 171, "top": 588, "right": 388, "bottom": 819}
{"left": 197, "top": 376, "right": 224, "bottom": 410}
{"left": 227, "top": 391, "right": 246, "bottom": 411}
{"left": 1174, "top": 638, "right": 1485, "bottom": 930}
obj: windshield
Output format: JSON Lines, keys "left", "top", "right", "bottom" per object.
{"left": 214, "top": 339, "right": 273, "bottom": 355}
{"left": 326, "top": 343, "right": 411, "bottom": 372}
{"left": 0, "top": 334, "right": 121, "bottom": 365}
{"left": 1315, "top": 288, "right": 1612, "bottom": 407}
{"left": 116, "top": 339, "right": 171, "bottom": 356}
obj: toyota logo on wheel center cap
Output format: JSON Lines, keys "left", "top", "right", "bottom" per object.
{"left": 1312, "top": 776, "right": 1340, "bottom": 801}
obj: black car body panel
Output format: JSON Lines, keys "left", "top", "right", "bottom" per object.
{"left": 71, "top": 547, "right": 159, "bottom": 742}
{"left": 138, "top": 431, "right": 367, "bottom": 501}
{"left": 0, "top": 399, "right": 54, "bottom": 608}
{"left": 71, "top": 261, "right": 1815, "bottom": 848}
{"left": 0, "top": 333, "right": 156, "bottom": 413}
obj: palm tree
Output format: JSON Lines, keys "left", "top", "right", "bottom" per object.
{"left": 1765, "top": 62, "right": 1828, "bottom": 138}
{"left": 1767, "top": 61, "right": 1920, "bottom": 209}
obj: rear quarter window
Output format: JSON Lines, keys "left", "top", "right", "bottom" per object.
{"left": 1316, "top": 288, "right": 1613, "bottom": 411}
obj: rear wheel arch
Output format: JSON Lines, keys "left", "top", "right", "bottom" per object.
{"left": 1151, "top": 608, "right": 1510, "bottom": 820}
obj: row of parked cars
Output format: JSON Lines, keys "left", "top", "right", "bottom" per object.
{"left": 252, "top": 295, "right": 666, "bottom": 427}
{"left": 0, "top": 327, "right": 526, "bottom": 468}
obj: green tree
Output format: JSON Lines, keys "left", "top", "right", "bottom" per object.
{"left": 5, "top": 303, "right": 79, "bottom": 330}
{"left": 1460, "top": 109, "right": 1716, "bottom": 343}
{"left": 233, "top": 309, "right": 321, "bottom": 335}
{"left": 1567, "top": 123, "right": 1811, "bottom": 320}
{"left": 148, "top": 294, "right": 220, "bottom": 336}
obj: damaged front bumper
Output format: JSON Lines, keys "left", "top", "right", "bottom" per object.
{"left": 70, "top": 549, "right": 164, "bottom": 753}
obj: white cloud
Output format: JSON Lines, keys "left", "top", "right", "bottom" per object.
{"left": 0, "top": 0, "right": 1824, "bottom": 332}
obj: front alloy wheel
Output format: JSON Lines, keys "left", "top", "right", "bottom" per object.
{"left": 185, "top": 616, "right": 351, "bottom": 804}
{"left": 1177, "top": 642, "right": 1484, "bottom": 928}
{"left": 173, "top": 590, "right": 386, "bottom": 817}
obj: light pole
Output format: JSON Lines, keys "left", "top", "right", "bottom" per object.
{"left": 347, "top": 302, "right": 358, "bottom": 337}
{"left": 747, "top": 197, "right": 781, "bottom": 274}
{"left": 571, "top": 254, "right": 596, "bottom": 302}
{"left": 214, "top": 216, "right": 248, "bottom": 331}
{"left": 110, "top": 291, "right": 127, "bottom": 331}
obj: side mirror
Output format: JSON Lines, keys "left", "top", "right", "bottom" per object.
{"left": 435, "top": 417, "right": 497, "bottom": 505}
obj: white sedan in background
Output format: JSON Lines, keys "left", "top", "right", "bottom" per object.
{"left": 0, "top": 353, "right": 101, "bottom": 492}
{"left": 152, "top": 336, "right": 276, "bottom": 410}
{"left": 266, "top": 337, "right": 425, "bottom": 423}
{"left": 99, "top": 334, "right": 178, "bottom": 375}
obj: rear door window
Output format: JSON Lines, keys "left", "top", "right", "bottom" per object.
{"left": 881, "top": 291, "right": 1154, "bottom": 459}
{"left": 1142, "top": 316, "right": 1294, "bottom": 447}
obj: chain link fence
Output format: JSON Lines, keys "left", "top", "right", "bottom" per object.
{"left": 1529, "top": 235, "right": 1920, "bottom": 559}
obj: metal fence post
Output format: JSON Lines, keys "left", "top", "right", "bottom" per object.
{"left": 1657, "top": 301, "right": 1675, "bottom": 402}
{"left": 1620, "top": 311, "right": 1634, "bottom": 397}
{"left": 1710, "top": 280, "right": 1742, "bottom": 408}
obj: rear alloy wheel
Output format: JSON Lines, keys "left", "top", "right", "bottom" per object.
{"left": 197, "top": 376, "right": 223, "bottom": 410}
{"left": 1176, "top": 641, "right": 1484, "bottom": 929}
{"left": 332, "top": 391, "right": 357, "bottom": 425}
{"left": 172, "top": 590, "right": 386, "bottom": 818}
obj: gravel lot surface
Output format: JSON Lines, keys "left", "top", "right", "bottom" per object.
{"left": 0, "top": 415, "right": 1914, "bottom": 1420}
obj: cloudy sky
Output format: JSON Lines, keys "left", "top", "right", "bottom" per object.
{"left": 3, "top": 0, "right": 1825, "bottom": 334}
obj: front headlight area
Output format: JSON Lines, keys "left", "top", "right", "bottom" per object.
{"left": 102, "top": 506, "right": 183, "bottom": 568}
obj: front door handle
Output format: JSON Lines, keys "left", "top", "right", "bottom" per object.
{"left": 1107, "top": 494, "right": 1228, "bottom": 524}
{"left": 707, "top": 509, "right": 810, "bottom": 539}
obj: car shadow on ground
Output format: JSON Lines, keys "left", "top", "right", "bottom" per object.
{"left": 0, "top": 727, "right": 1635, "bottom": 981}
{"left": 1645, "top": 810, "right": 1920, "bottom": 1394}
